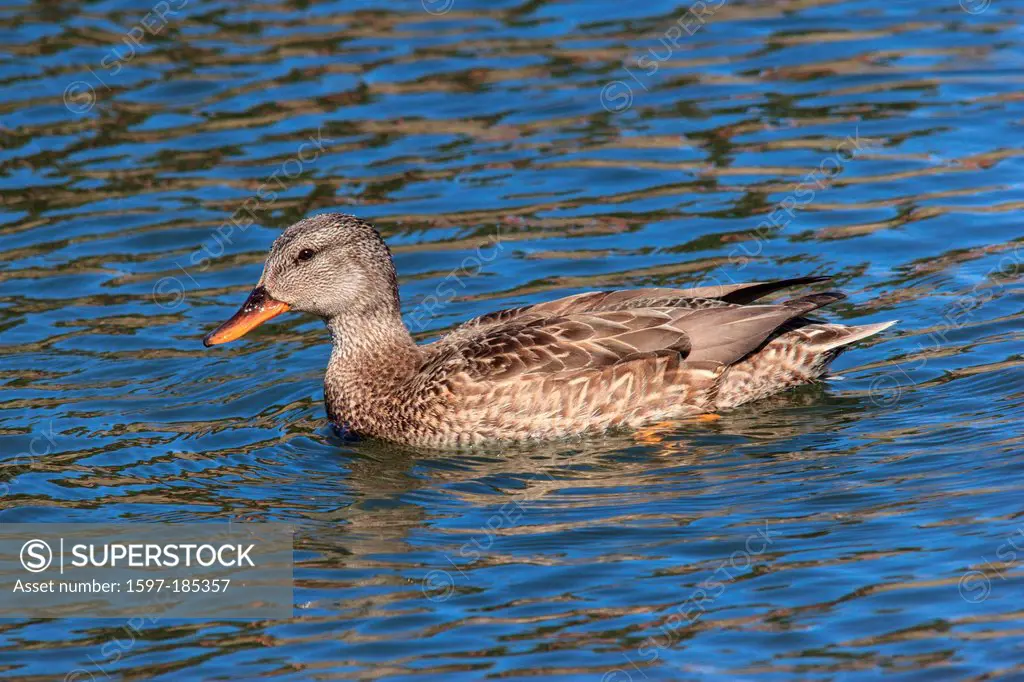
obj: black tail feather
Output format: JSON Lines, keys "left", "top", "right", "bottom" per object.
{"left": 719, "top": 276, "right": 832, "bottom": 304}
{"left": 782, "top": 291, "right": 847, "bottom": 314}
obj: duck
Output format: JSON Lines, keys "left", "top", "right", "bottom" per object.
{"left": 203, "top": 213, "right": 896, "bottom": 448}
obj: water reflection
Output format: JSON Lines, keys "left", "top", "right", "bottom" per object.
{"left": 1, "top": 0, "right": 1023, "bottom": 678}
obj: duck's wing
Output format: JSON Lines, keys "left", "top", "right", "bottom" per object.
{"left": 423, "top": 292, "right": 845, "bottom": 386}
{"left": 664, "top": 275, "right": 832, "bottom": 305}
{"left": 449, "top": 275, "right": 831, "bottom": 338}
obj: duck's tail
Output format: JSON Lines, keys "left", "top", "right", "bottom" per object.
{"left": 714, "top": 318, "right": 897, "bottom": 409}
{"left": 809, "top": 319, "right": 898, "bottom": 353}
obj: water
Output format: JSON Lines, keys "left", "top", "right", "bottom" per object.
{"left": 2, "top": 0, "right": 1023, "bottom": 679}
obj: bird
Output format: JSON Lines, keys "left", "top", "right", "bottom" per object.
{"left": 203, "top": 213, "right": 896, "bottom": 448}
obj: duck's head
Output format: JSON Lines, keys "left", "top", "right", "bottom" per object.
{"left": 203, "top": 213, "right": 399, "bottom": 346}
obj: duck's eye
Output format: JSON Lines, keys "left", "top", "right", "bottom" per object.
{"left": 296, "top": 248, "right": 317, "bottom": 263}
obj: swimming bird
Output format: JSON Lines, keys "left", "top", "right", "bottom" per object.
{"left": 203, "top": 213, "right": 895, "bottom": 448}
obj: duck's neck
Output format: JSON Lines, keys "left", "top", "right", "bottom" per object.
{"left": 323, "top": 308, "right": 421, "bottom": 431}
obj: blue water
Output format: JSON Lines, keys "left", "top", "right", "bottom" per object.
{"left": 2, "top": 0, "right": 1023, "bottom": 679}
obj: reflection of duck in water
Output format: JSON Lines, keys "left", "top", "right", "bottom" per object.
{"left": 204, "top": 213, "right": 895, "bottom": 448}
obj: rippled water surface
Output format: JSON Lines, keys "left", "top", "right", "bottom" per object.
{"left": 3, "top": 0, "right": 1024, "bottom": 679}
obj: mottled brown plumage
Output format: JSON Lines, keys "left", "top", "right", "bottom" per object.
{"left": 204, "top": 213, "right": 896, "bottom": 448}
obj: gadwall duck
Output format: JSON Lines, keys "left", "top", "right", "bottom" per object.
{"left": 204, "top": 213, "right": 895, "bottom": 448}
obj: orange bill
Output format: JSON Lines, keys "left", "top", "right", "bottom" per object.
{"left": 203, "top": 286, "right": 290, "bottom": 346}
